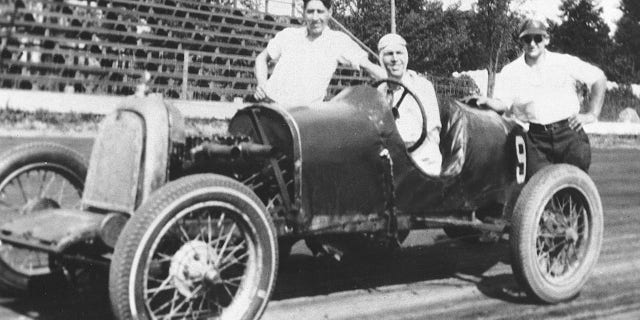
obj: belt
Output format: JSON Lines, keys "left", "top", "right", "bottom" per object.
{"left": 529, "top": 119, "right": 570, "bottom": 132}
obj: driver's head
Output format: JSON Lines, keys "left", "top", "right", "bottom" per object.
{"left": 378, "top": 33, "right": 408, "bottom": 80}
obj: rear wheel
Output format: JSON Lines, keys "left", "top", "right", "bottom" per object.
{"left": 510, "top": 164, "right": 603, "bottom": 303}
{"left": 0, "top": 142, "right": 86, "bottom": 293}
{"left": 110, "top": 174, "right": 278, "bottom": 320}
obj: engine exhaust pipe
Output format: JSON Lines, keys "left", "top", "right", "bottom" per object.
{"left": 191, "top": 142, "right": 274, "bottom": 160}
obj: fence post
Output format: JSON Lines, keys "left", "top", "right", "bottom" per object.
{"left": 182, "top": 50, "right": 189, "bottom": 100}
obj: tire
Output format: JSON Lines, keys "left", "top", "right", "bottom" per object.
{"left": 110, "top": 174, "right": 278, "bottom": 320}
{"left": 0, "top": 142, "right": 87, "bottom": 293}
{"left": 510, "top": 164, "right": 603, "bottom": 303}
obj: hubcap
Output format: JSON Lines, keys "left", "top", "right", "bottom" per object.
{"left": 169, "top": 240, "right": 219, "bottom": 298}
{"left": 565, "top": 227, "right": 579, "bottom": 243}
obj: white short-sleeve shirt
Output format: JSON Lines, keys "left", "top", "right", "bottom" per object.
{"left": 264, "top": 27, "right": 367, "bottom": 107}
{"left": 495, "top": 51, "right": 605, "bottom": 125}
{"left": 381, "top": 71, "right": 442, "bottom": 175}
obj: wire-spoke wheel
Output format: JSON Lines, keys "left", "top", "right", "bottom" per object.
{"left": 510, "top": 164, "right": 603, "bottom": 303}
{"left": 0, "top": 142, "right": 86, "bottom": 293}
{"left": 110, "top": 174, "right": 278, "bottom": 320}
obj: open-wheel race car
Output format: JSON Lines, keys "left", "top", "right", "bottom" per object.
{"left": 0, "top": 80, "right": 603, "bottom": 319}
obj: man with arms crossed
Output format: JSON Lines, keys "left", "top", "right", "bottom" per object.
{"left": 253, "top": 0, "right": 386, "bottom": 107}
{"left": 478, "top": 19, "right": 606, "bottom": 178}
{"left": 377, "top": 33, "right": 442, "bottom": 176}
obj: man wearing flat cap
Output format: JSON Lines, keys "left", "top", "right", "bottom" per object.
{"left": 253, "top": 0, "right": 385, "bottom": 107}
{"left": 478, "top": 18, "right": 607, "bottom": 178}
{"left": 377, "top": 33, "right": 442, "bottom": 176}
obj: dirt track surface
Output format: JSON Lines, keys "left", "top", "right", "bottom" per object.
{"left": 0, "top": 137, "right": 638, "bottom": 319}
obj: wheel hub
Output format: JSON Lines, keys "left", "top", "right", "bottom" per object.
{"left": 565, "top": 227, "right": 579, "bottom": 242}
{"left": 169, "top": 240, "right": 219, "bottom": 297}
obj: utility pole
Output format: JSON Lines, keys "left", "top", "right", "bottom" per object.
{"left": 390, "top": 0, "right": 396, "bottom": 33}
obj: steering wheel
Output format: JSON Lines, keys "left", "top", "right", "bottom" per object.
{"left": 372, "top": 78, "right": 428, "bottom": 152}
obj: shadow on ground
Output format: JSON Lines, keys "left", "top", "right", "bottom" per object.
{"left": 0, "top": 235, "right": 534, "bottom": 319}
{"left": 272, "top": 235, "right": 528, "bottom": 302}
{"left": 0, "top": 270, "right": 112, "bottom": 320}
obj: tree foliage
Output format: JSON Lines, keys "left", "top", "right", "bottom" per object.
{"left": 397, "top": 2, "right": 474, "bottom": 76}
{"left": 332, "top": 0, "right": 391, "bottom": 53}
{"left": 332, "top": 0, "right": 524, "bottom": 94}
{"left": 332, "top": 0, "right": 474, "bottom": 76}
{"left": 613, "top": 0, "right": 640, "bottom": 83}
{"left": 331, "top": 0, "right": 638, "bottom": 87}
{"left": 465, "top": 0, "right": 521, "bottom": 96}
{"left": 549, "top": 0, "right": 613, "bottom": 68}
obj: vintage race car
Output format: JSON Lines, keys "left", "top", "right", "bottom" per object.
{"left": 0, "top": 80, "right": 603, "bottom": 319}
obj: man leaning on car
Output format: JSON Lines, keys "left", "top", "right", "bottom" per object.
{"left": 477, "top": 18, "right": 607, "bottom": 178}
{"left": 253, "top": 0, "right": 386, "bottom": 107}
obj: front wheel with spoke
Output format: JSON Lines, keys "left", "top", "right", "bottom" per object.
{"left": 0, "top": 142, "right": 87, "bottom": 293}
{"left": 510, "top": 164, "right": 603, "bottom": 303}
{"left": 109, "top": 174, "right": 278, "bottom": 320}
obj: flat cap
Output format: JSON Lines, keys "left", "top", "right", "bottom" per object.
{"left": 518, "top": 19, "right": 548, "bottom": 38}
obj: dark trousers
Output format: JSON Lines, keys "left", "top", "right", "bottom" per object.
{"left": 525, "top": 120, "right": 591, "bottom": 179}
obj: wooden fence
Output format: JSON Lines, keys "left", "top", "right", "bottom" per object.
{"left": 0, "top": 0, "right": 478, "bottom": 102}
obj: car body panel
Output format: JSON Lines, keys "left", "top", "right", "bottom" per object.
{"left": 395, "top": 99, "right": 519, "bottom": 216}
{"left": 82, "top": 96, "right": 176, "bottom": 214}
{"left": 82, "top": 111, "right": 144, "bottom": 214}
{"left": 229, "top": 85, "right": 521, "bottom": 234}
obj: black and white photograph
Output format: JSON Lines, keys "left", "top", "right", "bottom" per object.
{"left": 0, "top": 0, "right": 638, "bottom": 319}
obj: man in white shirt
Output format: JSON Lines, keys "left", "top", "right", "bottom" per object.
{"left": 253, "top": 0, "right": 386, "bottom": 107}
{"left": 377, "top": 33, "right": 442, "bottom": 176}
{"left": 478, "top": 19, "right": 606, "bottom": 178}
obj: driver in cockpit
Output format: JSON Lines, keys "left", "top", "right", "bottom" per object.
{"left": 377, "top": 33, "right": 442, "bottom": 176}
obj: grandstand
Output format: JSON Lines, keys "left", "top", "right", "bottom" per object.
{"left": 0, "top": 0, "right": 477, "bottom": 103}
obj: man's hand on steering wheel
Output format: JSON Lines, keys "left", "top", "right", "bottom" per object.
{"left": 372, "top": 78, "right": 428, "bottom": 153}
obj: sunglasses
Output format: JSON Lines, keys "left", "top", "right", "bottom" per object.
{"left": 520, "top": 35, "right": 544, "bottom": 44}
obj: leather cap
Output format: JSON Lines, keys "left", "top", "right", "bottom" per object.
{"left": 378, "top": 33, "right": 407, "bottom": 53}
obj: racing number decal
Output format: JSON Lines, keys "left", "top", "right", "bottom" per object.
{"left": 515, "top": 135, "right": 526, "bottom": 184}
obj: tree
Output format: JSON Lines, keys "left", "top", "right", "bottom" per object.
{"left": 613, "top": 0, "right": 640, "bottom": 83}
{"left": 397, "top": 2, "right": 474, "bottom": 76}
{"left": 549, "top": 0, "right": 613, "bottom": 70}
{"left": 465, "top": 0, "right": 521, "bottom": 97}
{"left": 332, "top": 0, "right": 391, "bottom": 54}
{"left": 332, "top": 0, "right": 473, "bottom": 76}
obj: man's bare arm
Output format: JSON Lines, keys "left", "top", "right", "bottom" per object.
{"left": 476, "top": 96, "right": 510, "bottom": 113}
{"left": 253, "top": 50, "right": 271, "bottom": 101}
{"left": 359, "top": 58, "right": 387, "bottom": 80}
{"left": 570, "top": 75, "right": 607, "bottom": 130}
